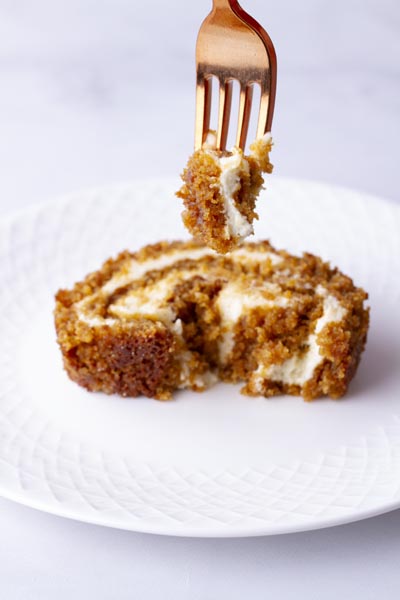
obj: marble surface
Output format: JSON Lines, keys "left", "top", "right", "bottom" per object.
{"left": 0, "top": 1, "right": 399, "bottom": 598}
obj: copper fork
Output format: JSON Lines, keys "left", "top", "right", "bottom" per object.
{"left": 195, "top": 0, "right": 277, "bottom": 151}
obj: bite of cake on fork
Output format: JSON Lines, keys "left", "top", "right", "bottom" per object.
{"left": 177, "top": 0, "right": 277, "bottom": 253}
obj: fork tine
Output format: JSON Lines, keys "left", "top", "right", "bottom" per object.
{"left": 256, "top": 83, "right": 274, "bottom": 139}
{"left": 236, "top": 83, "right": 253, "bottom": 150}
{"left": 256, "top": 89, "right": 269, "bottom": 139}
{"left": 195, "top": 73, "right": 212, "bottom": 150}
{"left": 216, "top": 79, "right": 233, "bottom": 151}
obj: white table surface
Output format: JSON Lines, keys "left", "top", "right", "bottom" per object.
{"left": 0, "top": 1, "right": 399, "bottom": 598}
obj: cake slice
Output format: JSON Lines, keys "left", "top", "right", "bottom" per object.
{"left": 55, "top": 240, "right": 369, "bottom": 401}
{"left": 176, "top": 132, "right": 273, "bottom": 253}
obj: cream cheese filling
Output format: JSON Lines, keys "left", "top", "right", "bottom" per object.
{"left": 110, "top": 249, "right": 283, "bottom": 329}
{"left": 233, "top": 248, "right": 283, "bottom": 266}
{"left": 217, "top": 280, "right": 290, "bottom": 361}
{"left": 109, "top": 268, "right": 206, "bottom": 325}
{"left": 253, "top": 285, "right": 347, "bottom": 388}
{"left": 102, "top": 246, "right": 214, "bottom": 295}
{"left": 76, "top": 247, "right": 214, "bottom": 327}
{"left": 218, "top": 151, "right": 253, "bottom": 239}
{"left": 76, "top": 246, "right": 284, "bottom": 326}
{"left": 204, "top": 132, "right": 272, "bottom": 241}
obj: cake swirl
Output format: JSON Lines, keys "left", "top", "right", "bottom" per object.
{"left": 55, "top": 240, "right": 369, "bottom": 400}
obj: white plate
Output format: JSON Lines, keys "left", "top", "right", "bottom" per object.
{"left": 0, "top": 177, "right": 399, "bottom": 537}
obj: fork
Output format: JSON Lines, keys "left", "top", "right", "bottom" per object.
{"left": 195, "top": 0, "right": 277, "bottom": 151}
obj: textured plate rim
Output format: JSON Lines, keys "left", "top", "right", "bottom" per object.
{"left": 1, "top": 480, "right": 400, "bottom": 538}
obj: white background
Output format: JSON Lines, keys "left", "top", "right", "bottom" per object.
{"left": 0, "top": 0, "right": 399, "bottom": 598}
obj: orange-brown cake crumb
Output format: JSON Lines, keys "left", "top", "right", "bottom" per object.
{"left": 54, "top": 240, "right": 369, "bottom": 401}
{"left": 176, "top": 132, "right": 273, "bottom": 254}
